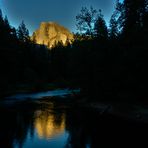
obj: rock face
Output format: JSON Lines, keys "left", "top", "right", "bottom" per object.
{"left": 32, "top": 22, "right": 73, "bottom": 48}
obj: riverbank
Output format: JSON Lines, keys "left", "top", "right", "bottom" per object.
{"left": 34, "top": 92, "right": 148, "bottom": 124}
{"left": 75, "top": 99, "right": 148, "bottom": 124}
{"left": 1, "top": 86, "right": 148, "bottom": 124}
{"left": 0, "top": 80, "right": 78, "bottom": 98}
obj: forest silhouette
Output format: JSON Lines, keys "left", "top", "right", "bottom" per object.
{"left": 0, "top": 0, "right": 148, "bottom": 101}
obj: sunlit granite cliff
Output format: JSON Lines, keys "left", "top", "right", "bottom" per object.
{"left": 32, "top": 22, "right": 73, "bottom": 48}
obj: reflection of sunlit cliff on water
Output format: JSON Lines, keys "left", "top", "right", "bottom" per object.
{"left": 34, "top": 109, "right": 65, "bottom": 139}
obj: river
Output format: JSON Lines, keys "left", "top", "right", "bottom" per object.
{"left": 0, "top": 89, "right": 148, "bottom": 148}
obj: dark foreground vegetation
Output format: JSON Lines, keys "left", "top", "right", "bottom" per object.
{"left": 0, "top": 0, "right": 148, "bottom": 102}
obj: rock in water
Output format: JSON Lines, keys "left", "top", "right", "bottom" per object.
{"left": 32, "top": 22, "right": 73, "bottom": 48}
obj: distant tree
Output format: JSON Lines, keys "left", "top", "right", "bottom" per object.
{"left": 47, "top": 41, "right": 50, "bottom": 48}
{"left": 55, "top": 40, "right": 64, "bottom": 48}
{"left": 109, "top": 14, "right": 118, "bottom": 39}
{"left": 0, "top": 9, "right": 4, "bottom": 25}
{"left": 10, "top": 27, "right": 18, "bottom": 44}
{"left": 32, "top": 32, "right": 37, "bottom": 44}
{"left": 42, "top": 40, "right": 45, "bottom": 45}
{"left": 0, "top": 12, "right": 12, "bottom": 45}
{"left": 11, "top": 27, "right": 17, "bottom": 38}
{"left": 119, "top": 0, "right": 147, "bottom": 37}
{"left": 3, "top": 16, "right": 11, "bottom": 36}
{"left": 0, "top": 9, "right": 4, "bottom": 44}
{"left": 109, "top": 0, "right": 121, "bottom": 39}
{"left": 4, "top": 16, "right": 10, "bottom": 29}
{"left": 65, "top": 38, "right": 71, "bottom": 47}
{"left": 76, "top": 6, "right": 97, "bottom": 36}
{"left": 94, "top": 10, "right": 108, "bottom": 40}
{"left": 17, "top": 21, "right": 30, "bottom": 43}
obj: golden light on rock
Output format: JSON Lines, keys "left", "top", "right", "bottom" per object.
{"left": 34, "top": 110, "right": 65, "bottom": 139}
{"left": 32, "top": 22, "right": 73, "bottom": 48}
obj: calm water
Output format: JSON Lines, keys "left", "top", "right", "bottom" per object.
{"left": 1, "top": 91, "right": 148, "bottom": 148}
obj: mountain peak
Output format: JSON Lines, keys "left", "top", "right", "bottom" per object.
{"left": 32, "top": 22, "right": 73, "bottom": 48}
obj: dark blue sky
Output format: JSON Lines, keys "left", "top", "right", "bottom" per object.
{"left": 0, "top": 0, "right": 117, "bottom": 35}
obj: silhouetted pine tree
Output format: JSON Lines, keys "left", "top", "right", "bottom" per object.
{"left": 0, "top": 9, "right": 4, "bottom": 45}
{"left": 32, "top": 32, "right": 37, "bottom": 44}
{"left": 0, "top": 11, "right": 12, "bottom": 46}
{"left": 17, "top": 21, "right": 30, "bottom": 43}
{"left": 94, "top": 10, "right": 108, "bottom": 40}
{"left": 119, "top": 0, "right": 147, "bottom": 40}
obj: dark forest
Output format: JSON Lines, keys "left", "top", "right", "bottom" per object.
{"left": 0, "top": 0, "right": 148, "bottom": 102}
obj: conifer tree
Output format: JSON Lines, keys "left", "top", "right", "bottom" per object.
{"left": 119, "top": 0, "right": 147, "bottom": 37}
{"left": 109, "top": 0, "right": 121, "bottom": 39}
{"left": 17, "top": 21, "right": 30, "bottom": 43}
{"left": 0, "top": 9, "right": 4, "bottom": 26}
{"left": 94, "top": 10, "right": 108, "bottom": 40}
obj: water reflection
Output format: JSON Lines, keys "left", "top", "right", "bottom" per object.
{"left": 0, "top": 99, "right": 148, "bottom": 148}
{"left": 0, "top": 101, "right": 67, "bottom": 148}
{"left": 35, "top": 110, "right": 65, "bottom": 139}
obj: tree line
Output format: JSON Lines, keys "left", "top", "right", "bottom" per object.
{"left": 51, "top": 0, "right": 148, "bottom": 101}
{"left": 0, "top": 0, "right": 148, "bottom": 101}
{"left": 0, "top": 10, "right": 51, "bottom": 95}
